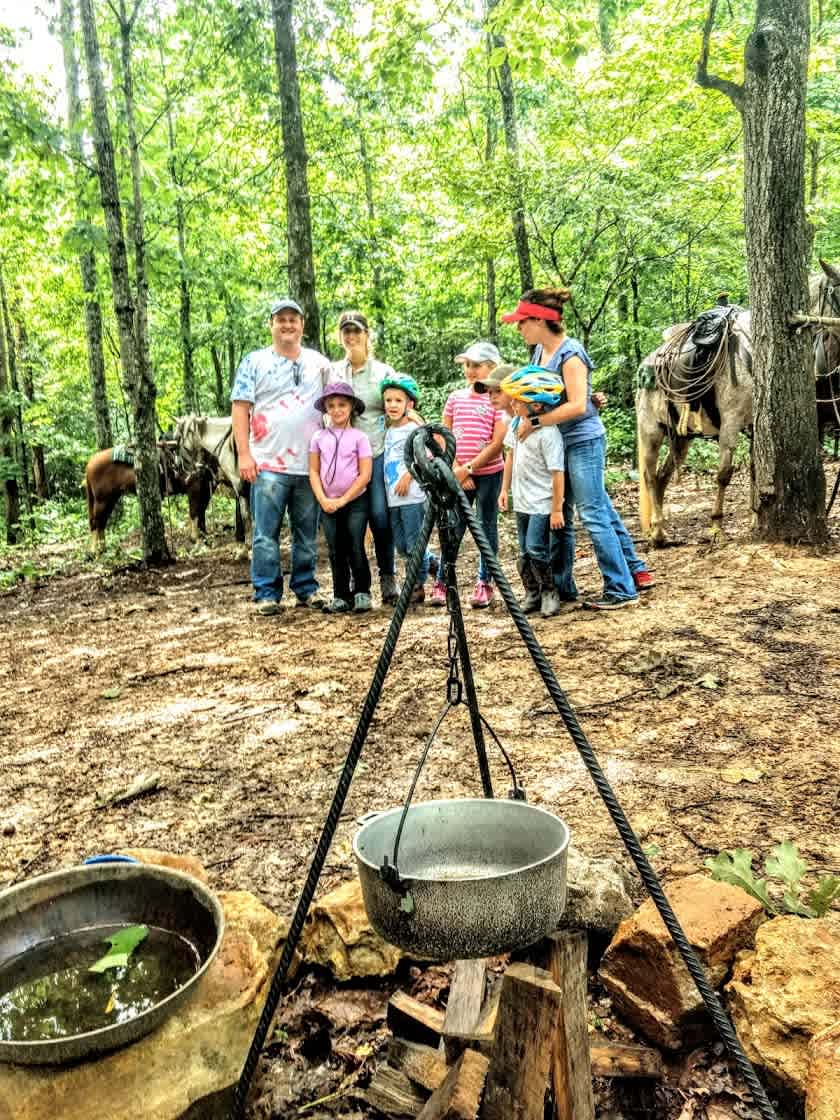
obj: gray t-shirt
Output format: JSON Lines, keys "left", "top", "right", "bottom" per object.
{"left": 504, "top": 421, "right": 565, "bottom": 514}
{"left": 330, "top": 357, "right": 396, "bottom": 457}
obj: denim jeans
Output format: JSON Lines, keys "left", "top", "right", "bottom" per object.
{"left": 390, "top": 502, "right": 430, "bottom": 586}
{"left": 452, "top": 470, "right": 502, "bottom": 583}
{"left": 551, "top": 437, "right": 638, "bottom": 600}
{"left": 516, "top": 512, "right": 551, "bottom": 567}
{"left": 321, "top": 494, "right": 371, "bottom": 602}
{"left": 367, "top": 454, "right": 396, "bottom": 578}
{"left": 250, "top": 471, "right": 319, "bottom": 603}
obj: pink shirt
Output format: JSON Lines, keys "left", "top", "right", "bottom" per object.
{"left": 443, "top": 388, "right": 505, "bottom": 476}
{"left": 309, "top": 426, "right": 372, "bottom": 499}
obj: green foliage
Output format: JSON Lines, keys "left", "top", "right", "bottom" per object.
{"left": 706, "top": 842, "right": 840, "bottom": 919}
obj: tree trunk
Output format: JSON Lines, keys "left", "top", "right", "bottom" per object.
{"left": 0, "top": 272, "right": 32, "bottom": 517}
{"left": 0, "top": 282, "right": 20, "bottom": 544}
{"left": 486, "top": 1, "right": 533, "bottom": 292}
{"left": 210, "top": 342, "right": 225, "bottom": 414}
{"left": 271, "top": 0, "right": 321, "bottom": 347}
{"left": 359, "top": 129, "right": 386, "bottom": 348}
{"left": 79, "top": 0, "right": 170, "bottom": 564}
{"left": 59, "top": 0, "right": 112, "bottom": 452}
{"left": 742, "top": 0, "right": 825, "bottom": 540}
{"left": 14, "top": 315, "right": 48, "bottom": 499}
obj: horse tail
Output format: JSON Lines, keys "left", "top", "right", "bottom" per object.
{"left": 637, "top": 423, "right": 652, "bottom": 533}
{"left": 85, "top": 463, "right": 96, "bottom": 530}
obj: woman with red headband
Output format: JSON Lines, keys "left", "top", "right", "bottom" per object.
{"left": 502, "top": 288, "right": 652, "bottom": 610}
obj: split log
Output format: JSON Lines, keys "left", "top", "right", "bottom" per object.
{"left": 388, "top": 991, "right": 446, "bottom": 1049}
{"left": 547, "top": 932, "right": 595, "bottom": 1120}
{"left": 417, "top": 1048, "right": 490, "bottom": 1120}
{"left": 388, "top": 1038, "right": 448, "bottom": 1093}
{"left": 443, "top": 960, "right": 487, "bottom": 1062}
{"left": 367, "top": 1065, "right": 429, "bottom": 1118}
{"left": 589, "top": 1040, "right": 664, "bottom": 1079}
{"left": 480, "top": 963, "right": 563, "bottom": 1120}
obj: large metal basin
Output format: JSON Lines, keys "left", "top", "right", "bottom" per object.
{"left": 353, "top": 798, "right": 570, "bottom": 960}
{"left": 0, "top": 862, "right": 224, "bottom": 1065}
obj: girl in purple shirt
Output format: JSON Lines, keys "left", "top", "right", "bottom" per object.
{"left": 309, "top": 382, "right": 373, "bottom": 613}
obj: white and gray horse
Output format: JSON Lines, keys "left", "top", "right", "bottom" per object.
{"left": 173, "top": 415, "right": 251, "bottom": 542}
{"left": 636, "top": 259, "right": 840, "bottom": 545}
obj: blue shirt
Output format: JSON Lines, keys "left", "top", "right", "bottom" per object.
{"left": 535, "top": 339, "right": 605, "bottom": 448}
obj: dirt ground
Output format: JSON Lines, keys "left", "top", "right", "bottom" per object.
{"left": 1, "top": 466, "right": 838, "bottom": 1117}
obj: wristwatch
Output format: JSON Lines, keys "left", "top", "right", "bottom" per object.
{"left": 530, "top": 415, "right": 542, "bottom": 428}
{"left": 465, "top": 462, "right": 474, "bottom": 475}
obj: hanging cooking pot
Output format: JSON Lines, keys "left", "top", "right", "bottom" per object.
{"left": 353, "top": 798, "right": 570, "bottom": 960}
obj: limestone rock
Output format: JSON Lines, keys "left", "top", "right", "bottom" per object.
{"left": 726, "top": 916, "right": 840, "bottom": 1097}
{"left": 301, "top": 877, "right": 403, "bottom": 980}
{"left": 598, "top": 873, "right": 765, "bottom": 1049}
{"left": 806, "top": 1022, "right": 840, "bottom": 1120}
{"left": 118, "top": 847, "right": 210, "bottom": 884}
{"left": 0, "top": 890, "right": 286, "bottom": 1120}
{"left": 560, "top": 847, "right": 636, "bottom": 934}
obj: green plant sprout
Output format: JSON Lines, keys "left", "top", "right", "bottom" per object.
{"left": 705, "top": 841, "right": 840, "bottom": 918}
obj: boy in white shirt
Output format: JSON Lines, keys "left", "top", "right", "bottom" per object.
{"left": 498, "top": 366, "right": 566, "bottom": 618}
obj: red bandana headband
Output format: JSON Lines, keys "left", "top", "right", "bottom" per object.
{"left": 501, "top": 300, "right": 562, "bottom": 323}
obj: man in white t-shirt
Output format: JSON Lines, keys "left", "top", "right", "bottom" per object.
{"left": 231, "top": 299, "right": 331, "bottom": 614}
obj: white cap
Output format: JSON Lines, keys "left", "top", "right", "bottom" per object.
{"left": 455, "top": 341, "right": 502, "bottom": 365}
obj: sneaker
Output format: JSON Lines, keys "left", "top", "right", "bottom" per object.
{"left": 520, "top": 589, "right": 541, "bottom": 614}
{"left": 429, "top": 580, "right": 447, "bottom": 607}
{"left": 324, "top": 597, "right": 351, "bottom": 614}
{"left": 470, "top": 580, "right": 493, "bottom": 609}
{"left": 540, "top": 589, "right": 562, "bottom": 617}
{"left": 380, "top": 574, "right": 399, "bottom": 606}
{"left": 354, "top": 592, "right": 372, "bottom": 612}
{"left": 410, "top": 585, "right": 425, "bottom": 605}
{"left": 634, "top": 570, "right": 655, "bottom": 591}
{"left": 582, "top": 594, "right": 639, "bottom": 611}
{"left": 295, "top": 594, "right": 325, "bottom": 610}
{"left": 254, "top": 599, "right": 280, "bottom": 616}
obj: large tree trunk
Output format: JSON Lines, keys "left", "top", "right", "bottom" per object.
{"left": 271, "top": 0, "right": 321, "bottom": 347}
{"left": 486, "top": 1, "right": 533, "bottom": 292}
{"left": 14, "top": 315, "right": 48, "bottom": 499}
{"left": 0, "top": 283, "right": 20, "bottom": 544}
{"left": 79, "top": 0, "right": 170, "bottom": 565}
{"left": 697, "top": 0, "right": 825, "bottom": 543}
{"left": 59, "top": 0, "right": 112, "bottom": 452}
{"left": 742, "top": 0, "right": 825, "bottom": 541}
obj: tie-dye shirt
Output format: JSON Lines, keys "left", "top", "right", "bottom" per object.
{"left": 231, "top": 346, "right": 331, "bottom": 475}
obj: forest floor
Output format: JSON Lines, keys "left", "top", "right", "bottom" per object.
{"left": 1, "top": 465, "right": 839, "bottom": 1119}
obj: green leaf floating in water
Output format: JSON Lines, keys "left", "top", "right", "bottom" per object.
{"left": 89, "top": 924, "right": 149, "bottom": 973}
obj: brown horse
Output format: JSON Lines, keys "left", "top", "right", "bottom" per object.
{"left": 84, "top": 444, "right": 212, "bottom": 555}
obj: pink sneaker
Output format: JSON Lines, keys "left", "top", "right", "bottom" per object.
{"left": 429, "top": 580, "right": 447, "bottom": 607}
{"left": 470, "top": 580, "right": 493, "bottom": 609}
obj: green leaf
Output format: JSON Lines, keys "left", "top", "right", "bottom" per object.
{"left": 704, "top": 849, "right": 777, "bottom": 914}
{"left": 100, "top": 686, "right": 122, "bottom": 700}
{"left": 805, "top": 875, "right": 840, "bottom": 918}
{"left": 765, "top": 840, "right": 806, "bottom": 892}
{"left": 89, "top": 924, "right": 149, "bottom": 973}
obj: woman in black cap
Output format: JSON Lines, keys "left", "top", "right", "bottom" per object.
{"left": 332, "top": 310, "right": 403, "bottom": 605}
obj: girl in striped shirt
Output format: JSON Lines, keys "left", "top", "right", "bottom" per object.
{"left": 431, "top": 342, "right": 507, "bottom": 609}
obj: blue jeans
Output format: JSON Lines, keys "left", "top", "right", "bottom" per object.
{"left": 250, "top": 471, "right": 319, "bottom": 603}
{"left": 451, "top": 471, "right": 502, "bottom": 583}
{"left": 516, "top": 512, "right": 550, "bottom": 566}
{"left": 322, "top": 494, "right": 371, "bottom": 602}
{"left": 551, "top": 437, "right": 638, "bottom": 601}
{"left": 367, "top": 454, "right": 396, "bottom": 578}
{"left": 390, "top": 502, "right": 430, "bottom": 586}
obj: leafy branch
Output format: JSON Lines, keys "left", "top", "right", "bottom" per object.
{"left": 705, "top": 841, "right": 840, "bottom": 918}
